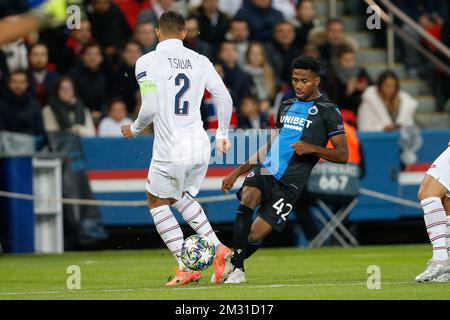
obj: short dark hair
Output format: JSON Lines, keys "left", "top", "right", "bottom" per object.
{"left": 335, "top": 44, "right": 355, "bottom": 59}
{"left": 158, "top": 10, "right": 186, "bottom": 34}
{"left": 326, "top": 17, "right": 344, "bottom": 29}
{"left": 291, "top": 55, "right": 321, "bottom": 75}
{"left": 8, "top": 69, "right": 28, "bottom": 80}
{"left": 80, "top": 42, "right": 102, "bottom": 56}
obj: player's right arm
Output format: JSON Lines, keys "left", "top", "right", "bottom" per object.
{"left": 122, "top": 57, "right": 158, "bottom": 138}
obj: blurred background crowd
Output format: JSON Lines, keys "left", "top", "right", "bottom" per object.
{"left": 0, "top": 0, "right": 449, "bottom": 141}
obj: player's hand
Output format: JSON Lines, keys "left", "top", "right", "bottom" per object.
{"left": 216, "top": 138, "right": 231, "bottom": 155}
{"left": 121, "top": 124, "right": 134, "bottom": 139}
{"left": 291, "top": 141, "right": 316, "bottom": 156}
{"left": 222, "top": 172, "right": 238, "bottom": 194}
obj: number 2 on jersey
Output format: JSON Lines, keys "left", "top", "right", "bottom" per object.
{"left": 174, "top": 73, "right": 190, "bottom": 115}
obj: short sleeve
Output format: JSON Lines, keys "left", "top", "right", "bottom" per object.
{"left": 275, "top": 103, "right": 285, "bottom": 129}
{"left": 323, "top": 106, "right": 345, "bottom": 137}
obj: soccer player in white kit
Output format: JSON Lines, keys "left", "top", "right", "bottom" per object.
{"left": 416, "top": 142, "right": 450, "bottom": 282}
{"left": 121, "top": 11, "right": 233, "bottom": 286}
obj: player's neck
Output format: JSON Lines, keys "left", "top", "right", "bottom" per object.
{"left": 300, "top": 90, "right": 321, "bottom": 102}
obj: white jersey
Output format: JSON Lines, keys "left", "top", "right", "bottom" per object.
{"left": 131, "top": 39, "right": 232, "bottom": 162}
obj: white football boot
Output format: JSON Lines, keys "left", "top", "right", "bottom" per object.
{"left": 224, "top": 268, "right": 246, "bottom": 284}
{"left": 415, "top": 259, "right": 450, "bottom": 282}
{"left": 431, "top": 272, "right": 450, "bottom": 283}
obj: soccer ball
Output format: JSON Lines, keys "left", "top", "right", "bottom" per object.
{"left": 181, "top": 235, "right": 216, "bottom": 271}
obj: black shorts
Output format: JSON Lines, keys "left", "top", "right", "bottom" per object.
{"left": 237, "top": 166, "right": 302, "bottom": 232}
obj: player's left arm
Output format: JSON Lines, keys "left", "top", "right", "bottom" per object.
{"left": 291, "top": 135, "right": 348, "bottom": 163}
{"left": 122, "top": 58, "right": 157, "bottom": 138}
{"left": 291, "top": 105, "right": 348, "bottom": 163}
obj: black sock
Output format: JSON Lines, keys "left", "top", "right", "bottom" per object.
{"left": 231, "top": 204, "right": 254, "bottom": 271}
{"left": 245, "top": 240, "right": 262, "bottom": 259}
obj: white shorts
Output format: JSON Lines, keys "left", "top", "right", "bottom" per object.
{"left": 426, "top": 147, "right": 450, "bottom": 195}
{"left": 146, "top": 153, "right": 209, "bottom": 200}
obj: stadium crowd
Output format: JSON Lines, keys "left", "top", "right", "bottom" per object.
{"left": 0, "top": 0, "right": 448, "bottom": 140}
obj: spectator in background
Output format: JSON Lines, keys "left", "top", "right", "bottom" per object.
{"left": 0, "top": 70, "right": 44, "bottom": 136}
{"left": 242, "top": 42, "right": 276, "bottom": 111}
{"left": 295, "top": 0, "right": 321, "bottom": 49}
{"left": 225, "top": 19, "right": 250, "bottom": 66}
{"left": 28, "top": 43, "right": 60, "bottom": 108}
{"left": 137, "top": 0, "right": 174, "bottom": 26}
{"left": 216, "top": 41, "right": 253, "bottom": 110}
{"left": 109, "top": 41, "right": 143, "bottom": 114}
{"left": 98, "top": 99, "right": 133, "bottom": 137}
{"left": 183, "top": 16, "right": 212, "bottom": 59}
{"left": 266, "top": 21, "right": 301, "bottom": 88}
{"left": 87, "top": 0, "right": 132, "bottom": 58}
{"left": 237, "top": 95, "right": 269, "bottom": 129}
{"left": 61, "top": 19, "right": 95, "bottom": 73}
{"left": 314, "top": 18, "right": 357, "bottom": 67}
{"left": 235, "top": 0, "right": 284, "bottom": 42}
{"left": 0, "top": 51, "right": 8, "bottom": 90}
{"left": 272, "top": 0, "right": 297, "bottom": 21}
{"left": 68, "top": 43, "right": 107, "bottom": 124}
{"left": 324, "top": 45, "right": 371, "bottom": 123}
{"left": 134, "top": 21, "right": 158, "bottom": 54}
{"left": 42, "top": 76, "right": 95, "bottom": 137}
{"left": 358, "top": 70, "right": 418, "bottom": 132}
{"left": 196, "top": 0, "right": 229, "bottom": 54}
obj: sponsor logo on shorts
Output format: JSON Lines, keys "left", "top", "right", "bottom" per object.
{"left": 430, "top": 164, "right": 437, "bottom": 169}
{"left": 147, "top": 178, "right": 151, "bottom": 184}
{"left": 247, "top": 171, "right": 255, "bottom": 178}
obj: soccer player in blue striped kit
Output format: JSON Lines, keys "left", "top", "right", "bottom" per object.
{"left": 216, "top": 55, "right": 349, "bottom": 283}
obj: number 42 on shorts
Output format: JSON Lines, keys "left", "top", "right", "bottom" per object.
{"left": 272, "top": 198, "right": 293, "bottom": 222}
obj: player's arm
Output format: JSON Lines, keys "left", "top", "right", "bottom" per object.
{"left": 121, "top": 59, "right": 157, "bottom": 138}
{"left": 204, "top": 58, "right": 232, "bottom": 154}
{"left": 291, "top": 134, "right": 348, "bottom": 163}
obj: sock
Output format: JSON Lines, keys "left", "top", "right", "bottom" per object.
{"left": 173, "top": 193, "right": 221, "bottom": 247}
{"left": 244, "top": 240, "right": 262, "bottom": 259}
{"left": 231, "top": 204, "right": 254, "bottom": 271}
{"left": 150, "top": 205, "right": 186, "bottom": 270}
{"left": 446, "top": 216, "right": 450, "bottom": 256}
{"left": 421, "top": 197, "right": 448, "bottom": 261}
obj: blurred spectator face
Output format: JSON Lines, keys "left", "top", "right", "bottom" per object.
{"left": 252, "top": 0, "right": 271, "bottom": 9}
{"left": 338, "top": 51, "right": 356, "bottom": 69}
{"left": 326, "top": 21, "right": 345, "bottom": 46}
{"left": 303, "top": 42, "right": 320, "bottom": 59}
{"left": 72, "top": 20, "right": 92, "bottom": 45}
{"left": 92, "top": 0, "right": 111, "bottom": 14}
{"left": 29, "top": 44, "right": 49, "bottom": 71}
{"left": 109, "top": 101, "right": 128, "bottom": 122}
{"left": 157, "top": 0, "right": 173, "bottom": 11}
{"left": 218, "top": 42, "right": 238, "bottom": 67}
{"left": 241, "top": 97, "right": 259, "bottom": 118}
{"left": 274, "top": 22, "right": 296, "bottom": 47}
{"left": 202, "top": 0, "right": 218, "bottom": 14}
{"left": 214, "top": 63, "right": 225, "bottom": 79}
{"left": 123, "top": 42, "right": 143, "bottom": 66}
{"left": 230, "top": 20, "right": 249, "bottom": 42}
{"left": 135, "top": 23, "right": 157, "bottom": 49}
{"left": 186, "top": 18, "right": 200, "bottom": 39}
{"left": 8, "top": 73, "right": 29, "bottom": 97}
{"left": 297, "top": 0, "right": 315, "bottom": 23}
{"left": 379, "top": 77, "right": 398, "bottom": 100}
{"left": 247, "top": 43, "right": 265, "bottom": 67}
{"left": 82, "top": 45, "right": 103, "bottom": 70}
{"left": 58, "top": 79, "right": 76, "bottom": 103}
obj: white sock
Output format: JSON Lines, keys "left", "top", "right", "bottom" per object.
{"left": 173, "top": 193, "right": 221, "bottom": 247}
{"left": 150, "top": 205, "right": 186, "bottom": 270}
{"left": 446, "top": 216, "right": 450, "bottom": 256}
{"left": 421, "top": 197, "right": 448, "bottom": 261}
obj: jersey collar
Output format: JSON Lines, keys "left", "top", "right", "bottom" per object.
{"left": 156, "top": 39, "right": 183, "bottom": 51}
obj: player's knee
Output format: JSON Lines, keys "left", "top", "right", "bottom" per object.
{"left": 240, "top": 189, "right": 260, "bottom": 208}
{"left": 248, "top": 230, "right": 263, "bottom": 243}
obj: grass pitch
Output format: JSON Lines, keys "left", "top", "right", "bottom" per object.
{"left": 0, "top": 244, "right": 449, "bottom": 300}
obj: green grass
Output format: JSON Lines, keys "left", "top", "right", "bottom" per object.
{"left": 0, "top": 244, "right": 449, "bottom": 300}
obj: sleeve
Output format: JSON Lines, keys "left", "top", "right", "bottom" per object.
{"left": 130, "top": 57, "right": 158, "bottom": 136}
{"left": 274, "top": 103, "right": 284, "bottom": 129}
{"left": 323, "top": 105, "right": 345, "bottom": 137}
{"left": 204, "top": 57, "right": 232, "bottom": 139}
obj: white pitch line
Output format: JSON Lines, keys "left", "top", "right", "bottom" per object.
{"left": 0, "top": 281, "right": 417, "bottom": 296}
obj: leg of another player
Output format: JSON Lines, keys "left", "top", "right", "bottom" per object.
{"left": 172, "top": 192, "right": 232, "bottom": 284}
{"left": 432, "top": 196, "right": 450, "bottom": 282}
{"left": 416, "top": 175, "right": 450, "bottom": 282}
{"left": 147, "top": 192, "right": 199, "bottom": 285}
